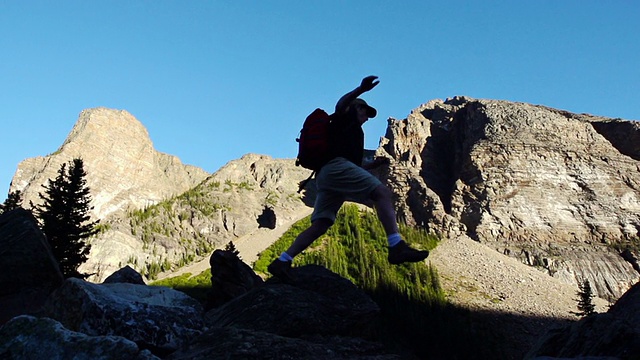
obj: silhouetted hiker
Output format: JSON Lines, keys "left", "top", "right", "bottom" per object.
{"left": 269, "top": 76, "right": 429, "bottom": 283}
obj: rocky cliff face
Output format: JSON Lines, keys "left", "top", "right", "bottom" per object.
{"left": 378, "top": 97, "right": 640, "bottom": 300}
{"left": 80, "top": 153, "right": 313, "bottom": 282}
{"left": 10, "top": 108, "right": 209, "bottom": 219}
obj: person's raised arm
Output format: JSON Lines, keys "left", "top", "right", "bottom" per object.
{"left": 335, "top": 75, "right": 379, "bottom": 113}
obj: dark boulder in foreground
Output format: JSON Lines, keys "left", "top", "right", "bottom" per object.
{"left": 526, "top": 281, "right": 640, "bottom": 359}
{"left": 0, "top": 208, "right": 64, "bottom": 324}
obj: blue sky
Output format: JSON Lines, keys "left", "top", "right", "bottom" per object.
{"left": 1, "top": 1, "right": 638, "bottom": 196}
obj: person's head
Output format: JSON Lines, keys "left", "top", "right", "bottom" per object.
{"left": 348, "top": 98, "right": 377, "bottom": 125}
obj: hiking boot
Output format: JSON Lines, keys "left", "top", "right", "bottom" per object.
{"left": 268, "top": 259, "right": 296, "bottom": 283}
{"left": 388, "top": 240, "right": 429, "bottom": 265}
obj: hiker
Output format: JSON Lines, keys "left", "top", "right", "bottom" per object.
{"left": 268, "top": 76, "right": 429, "bottom": 282}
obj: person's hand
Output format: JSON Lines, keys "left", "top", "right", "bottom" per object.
{"left": 360, "top": 76, "right": 379, "bottom": 92}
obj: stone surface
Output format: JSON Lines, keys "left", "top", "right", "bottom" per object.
{"left": 166, "top": 327, "right": 400, "bottom": 360}
{"left": 102, "top": 265, "right": 145, "bottom": 285}
{"left": 205, "top": 265, "right": 380, "bottom": 338}
{"left": 41, "top": 278, "right": 204, "bottom": 356}
{"left": 206, "top": 249, "right": 263, "bottom": 309}
{"left": 0, "top": 315, "right": 158, "bottom": 360}
{"left": 526, "top": 282, "right": 640, "bottom": 359}
{"left": 0, "top": 208, "right": 63, "bottom": 324}
{"left": 379, "top": 97, "right": 640, "bottom": 300}
{"left": 177, "top": 265, "right": 392, "bottom": 360}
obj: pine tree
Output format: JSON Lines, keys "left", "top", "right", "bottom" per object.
{"left": 34, "top": 158, "right": 98, "bottom": 279}
{"left": 574, "top": 279, "right": 596, "bottom": 317}
{"left": 0, "top": 190, "right": 23, "bottom": 214}
{"left": 224, "top": 241, "right": 241, "bottom": 260}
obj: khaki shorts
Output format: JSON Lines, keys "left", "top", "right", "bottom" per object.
{"left": 311, "top": 157, "right": 382, "bottom": 223}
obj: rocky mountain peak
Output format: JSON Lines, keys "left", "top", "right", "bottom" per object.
{"left": 378, "top": 96, "right": 640, "bottom": 300}
{"left": 60, "top": 107, "right": 153, "bottom": 151}
{"left": 10, "top": 107, "right": 209, "bottom": 219}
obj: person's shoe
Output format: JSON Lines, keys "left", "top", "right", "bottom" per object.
{"left": 388, "top": 240, "right": 429, "bottom": 265}
{"left": 268, "top": 259, "right": 296, "bottom": 283}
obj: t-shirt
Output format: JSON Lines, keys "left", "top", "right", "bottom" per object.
{"left": 327, "top": 112, "right": 364, "bottom": 167}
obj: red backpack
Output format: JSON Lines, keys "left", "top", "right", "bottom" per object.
{"left": 295, "top": 108, "right": 331, "bottom": 171}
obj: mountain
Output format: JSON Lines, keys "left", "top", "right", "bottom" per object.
{"left": 8, "top": 100, "right": 640, "bottom": 301}
{"left": 78, "top": 153, "right": 313, "bottom": 282}
{"left": 376, "top": 96, "right": 640, "bottom": 301}
{"left": 10, "top": 107, "right": 209, "bottom": 219}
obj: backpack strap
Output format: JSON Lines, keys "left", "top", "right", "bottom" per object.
{"left": 298, "top": 171, "right": 315, "bottom": 193}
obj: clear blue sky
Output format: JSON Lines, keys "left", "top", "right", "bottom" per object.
{"left": 1, "top": 1, "right": 638, "bottom": 196}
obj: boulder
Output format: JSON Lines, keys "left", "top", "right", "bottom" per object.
{"left": 526, "top": 282, "right": 640, "bottom": 359}
{"left": 0, "top": 315, "right": 158, "bottom": 360}
{"left": 0, "top": 208, "right": 63, "bottom": 324}
{"left": 102, "top": 265, "right": 146, "bottom": 285}
{"left": 41, "top": 278, "right": 203, "bottom": 356}
{"left": 205, "top": 265, "right": 380, "bottom": 338}
{"left": 172, "top": 265, "right": 393, "bottom": 359}
{"left": 206, "top": 249, "right": 263, "bottom": 308}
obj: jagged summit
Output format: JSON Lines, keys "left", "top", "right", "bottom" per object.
{"left": 60, "top": 107, "right": 153, "bottom": 151}
{"left": 10, "top": 107, "right": 209, "bottom": 219}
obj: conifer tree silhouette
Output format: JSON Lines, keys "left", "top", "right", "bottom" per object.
{"left": 34, "top": 158, "right": 98, "bottom": 279}
{"left": 0, "top": 190, "right": 23, "bottom": 214}
{"left": 224, "top": 240, "right": 241, "bottom": 260}
{"left": 573, "top": 279, "right": 596, "bottom": 317}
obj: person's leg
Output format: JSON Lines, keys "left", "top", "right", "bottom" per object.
{"left": 370, "top": 184, "right": 429, "bottom": 264}
{"left": 268, "top": 218, "right": 333, "bottom": 282}
{"left": 284, "top": 217, "right": 333, "bottom": 258}
{"left": 269, "top": 163, "right": 342, "bottom": 282}
{"left": 370, "top": 184, "right": 399, "bottom": 236}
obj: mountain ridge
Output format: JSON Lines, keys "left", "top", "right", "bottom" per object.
{"left": 8, "top": 100, "right": 640, "bottom": 300}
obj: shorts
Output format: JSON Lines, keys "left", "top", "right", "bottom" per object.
{"left": 311, "top": 157, "right": 382, "bottom": 223}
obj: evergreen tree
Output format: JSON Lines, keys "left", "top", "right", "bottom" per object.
{"left": 0, "top": 190, "right": 23, "bottom": 214}
{"left": 574, "top": 279, "right": 596, "bottom": 317}
{"left": 34, "top": 158, "right": 98, "bottom": 279}
{"left": 224, "top": 240, "right": 241, "bottom": 260}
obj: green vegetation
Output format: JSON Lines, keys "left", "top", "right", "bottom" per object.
{"left": 151, "top": 269, "right": 212, "bottom": 303}
{"left": 255, "top": 205, "right": 442, "bottom": 303}
{"left": 94, "top": 222, "right": 112, "bottom": 234}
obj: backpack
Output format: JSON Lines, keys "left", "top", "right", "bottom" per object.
{"left": 295, "top": 108, "right": 331, "bottom": 171}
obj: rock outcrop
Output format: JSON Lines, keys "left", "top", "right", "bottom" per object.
{"left": 526, "top": 281, "right": 640, "bottom": 359}
{"left": 379, "top": 97, "right": 640, "bottom": 300}
{"left": 179, "top": 265, "right": 392, "bottom": 360}
{"left": 0, "top": 315, "right": 158, "bottom": 360}
{"left": 9, "top": 107, "right": 209, "bottom": 219}
{"left": 206, "top": 248, "right": 264, "bottom": 308}
{"left": 0, "top": 251, "right": 400, "bottom": 359}
{"left": 0, "top": 208, "right": 63, "bottom": 324}
{"left": 41, "top": 278, "right": 204, "bottom": 356}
